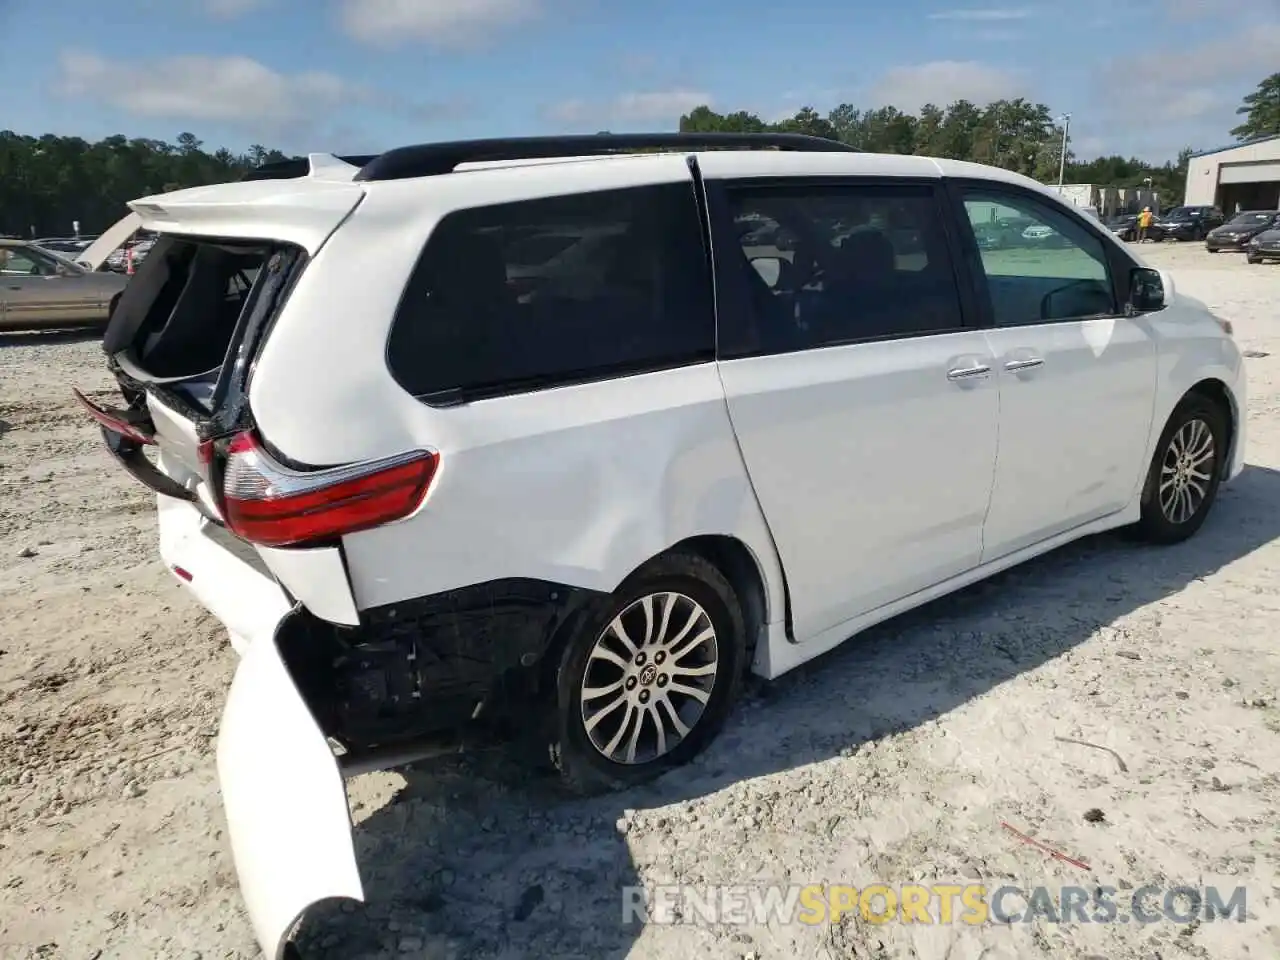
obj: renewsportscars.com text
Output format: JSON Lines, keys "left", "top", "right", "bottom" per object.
{"left": 621, "top": 883, "right": 1248, "bottom": 927}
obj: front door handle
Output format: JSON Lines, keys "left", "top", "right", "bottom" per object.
{"left": 946, "top": 363, "right": 992, "bottom": 381}
{"left": 1004, "top": 357, "right": 1045, "bottom": 372}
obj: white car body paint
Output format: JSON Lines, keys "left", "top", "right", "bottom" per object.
{"left": 216, "top": 611, "right": 363, "bottom": 960}
{"left": 127, "top": 176, "right": 365, "bottom": 254}
{"left": 87, "top": 150, "right": 1246, "bottom": 959}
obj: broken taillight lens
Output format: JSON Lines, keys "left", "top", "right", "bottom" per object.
{"left": 219, "top": 431, "right": 438, "bottom": 547}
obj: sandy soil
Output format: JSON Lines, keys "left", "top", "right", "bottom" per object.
{"left": 2, "top": 242, "right": 1279, "bottom": 960}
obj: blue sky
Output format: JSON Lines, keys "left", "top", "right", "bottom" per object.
{"left": 2, "top": 0, "right": 1276, "bottom": 163}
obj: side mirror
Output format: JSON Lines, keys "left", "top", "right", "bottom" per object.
{"left": 1128, "top": 266, "right": 1165, "bottom": 313}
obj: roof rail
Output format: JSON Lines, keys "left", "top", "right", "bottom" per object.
{"left": 240, "top": 154, "right": 378, "bottom": 181}
{"left": 353, "top": 133, "right": 858, "bottom": 182}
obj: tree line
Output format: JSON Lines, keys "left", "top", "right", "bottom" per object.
{"left": 0, "top": 132, "right": 289, "bottom": 238}
{"left": 680, "top": 99, "right": 1196, "bottom": 195}
{"left": 2, "top": 72, "right": 1276, "bottom": 238}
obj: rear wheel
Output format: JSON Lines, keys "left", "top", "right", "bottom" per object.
{"left": 545, "top": 552, "right": 746, "bottom": 795}
{"left": 1134, "top": 395, "right": 1227, "bottom": 544}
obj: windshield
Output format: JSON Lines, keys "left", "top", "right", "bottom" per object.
{"left": 1227, "top": 211, "right": 1275, "bottom": 225}
{"left": 1161, "top": 208, "right": 1196, "bottom": 221}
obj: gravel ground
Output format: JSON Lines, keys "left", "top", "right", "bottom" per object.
{"left": 2, "top": 242, "right": 1279, "bottom": 960}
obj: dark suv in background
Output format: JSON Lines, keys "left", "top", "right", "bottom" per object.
{"left": 1206, "top": 210, "right": 1280, "bottom": 252}
{"left": 1155, "top": 205, "right": 1224, "bottom": 241}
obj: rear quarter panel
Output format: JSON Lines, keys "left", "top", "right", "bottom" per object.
{"left": 247, "top": 154, "right": 787, "bottom": 625}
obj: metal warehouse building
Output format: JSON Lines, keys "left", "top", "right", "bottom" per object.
{"left": 1184, "top": 135, "right": 1280, "bottom": 212}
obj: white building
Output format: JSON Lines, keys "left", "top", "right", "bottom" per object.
{"left": 1184, "top": 135, "right": 1280, "bottom": 211}
{"left": 1045, "top": 184, "right": 1159, "bottom": 218}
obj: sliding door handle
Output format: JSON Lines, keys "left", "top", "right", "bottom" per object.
{"left": 1004, "top": 357, "right": 1045, "bottom": 372}
{"left": 946, "top": 363, "right": 992, "bottom": 381}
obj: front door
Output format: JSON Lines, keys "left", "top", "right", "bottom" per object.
{"left": 711, "top": 179, "right": 1000, "bottom": 642}
{"left": 956, "top": 185, "right": 1158, "bottom": 560}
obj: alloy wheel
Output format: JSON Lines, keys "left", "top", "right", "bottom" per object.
{"left": 579, "top": 591, "right": 719, "bottom": 765}
{"left": 1159, "top": 418, "right": 1216, "bottom": 525}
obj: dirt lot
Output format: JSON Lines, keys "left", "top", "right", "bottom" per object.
{"left": 2, "top": 242, "right": 1279, "bottom": 960}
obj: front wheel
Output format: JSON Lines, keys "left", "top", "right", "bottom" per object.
{"left": 546, "top": 552, "right": 746, "bottom": 794}
{"left": 1134, "top": 395, "right": 1227, "bottom": 544}
{"left": 1247, "top": 254, "right": 1262, "bottom": 264}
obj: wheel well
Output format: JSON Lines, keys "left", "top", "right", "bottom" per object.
{"left": 668, "top": 534, "right": 769, "bottom": 659}
{"left": 532, "top": 535, "right": 771, "bottom": 702}
{"left": 1187, "top": 378, "right": 1237, "bottom": 472}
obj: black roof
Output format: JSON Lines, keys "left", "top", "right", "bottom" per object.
{"left": 352, "top": 133, "right": 859, "bottom": 182}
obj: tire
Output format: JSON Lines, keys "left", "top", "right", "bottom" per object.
{"left": 1133, "top": 394, "right": 1228, "bottom": 545}
{"left": 1248, "top": 255, "right": 1262, "bottom": 264}
{"left": 545, "top": 551, "right": 746, "bottom": 795}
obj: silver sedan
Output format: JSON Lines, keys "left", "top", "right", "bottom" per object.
{"left": 0, "top": 239, "right": 129, "bottom": 330}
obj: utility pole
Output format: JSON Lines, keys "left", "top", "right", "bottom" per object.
{"left": 1057, "top": 113, "right": 1071, "bottom": 189}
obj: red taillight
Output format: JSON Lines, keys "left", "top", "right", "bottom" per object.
{"left": 219, "top": 431, "right": 438, "bottom": 548}
{"left": 72, "top": 388, "right": 155, "bottom": 445}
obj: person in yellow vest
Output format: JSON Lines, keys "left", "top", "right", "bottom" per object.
{"left": 1137, "top": 206, "right": 1154, "bottom": 243}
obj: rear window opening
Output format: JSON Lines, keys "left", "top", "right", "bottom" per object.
{"left": 103, "top": 235, "right": 300, "bottom": 413}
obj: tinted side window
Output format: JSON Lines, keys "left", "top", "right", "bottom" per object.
{"left": 722, "top": 183, "right": 965, "bottom": 357}
{"left": 961, "top": 188, "right": 1116, "bottom": 327}
{"left": 387, "top": 182, "right": 713, "bottom": 402}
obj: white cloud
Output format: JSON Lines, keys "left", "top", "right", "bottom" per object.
{"left": 543, "top": 90, "right": 713, "bottom": 126}
{"left": 201, "top": 0, "right": 269, "bottom": 17}
{"left": 867, "top": 61, "right": 1027, "bottom": 113}
{"left": 1096, "top": 24, "right": 1279, "bottom": 125}
{"left": 56, "top": 51, "right": 373, "bottom": 139}
{"left": 927, "top": 7, "right": 1032, "bottom": 20}
{"left": 1088, "top": 22, "right": 1280, "bottom": 158}
{"left": 338, "top": 0, "right": 540, "bottom": 47}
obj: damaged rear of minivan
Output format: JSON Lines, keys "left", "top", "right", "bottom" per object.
{"left": 76, "top": 169, "right": 383, "bottom": 958}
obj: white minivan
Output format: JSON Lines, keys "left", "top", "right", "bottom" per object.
{"left": 77, "top": 134, "right": 1246, "bottom": 958}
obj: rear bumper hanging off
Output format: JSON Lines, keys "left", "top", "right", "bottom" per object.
{"left": 217, "top": 607, "right": 364, "bottom": 959}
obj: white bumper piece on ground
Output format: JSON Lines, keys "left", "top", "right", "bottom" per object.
{"left": 217, "top": 616, "right": 364, "bottom": 959}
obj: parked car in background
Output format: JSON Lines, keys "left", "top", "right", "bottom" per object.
{"left": 74, "top": 135, "right": 1246, "bottom": 960}
{"left": 1206, "top": 210, "right": 1280, "bottom": 253}
{"left": 35, "top": 237, "right": 96, "bottom": 256}
{"left": 1155, "top": 205, "right": 1224, "bottom": 241}
{"left": 0, "top": 239, "right": 129, "bottom": 329}
{"left": 1105, "top": 213, "right": 1139, "bottom": 242}
{"left": 1247, "top": 226, "right": 1280, "bottom": 264}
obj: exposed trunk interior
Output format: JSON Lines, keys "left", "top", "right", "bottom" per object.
{"left": 103, "top": 236, "right": 279, "bottom": 413}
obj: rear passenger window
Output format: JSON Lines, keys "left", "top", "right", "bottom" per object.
{"left": 960, "top": 188, "right": 1116, "bottom": 326}
{"left": 722, "top": 183, "right": 965, "bottom": 357}
{"left": 387, "top": 183, "right": 714, "bottom": 402}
